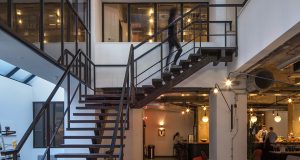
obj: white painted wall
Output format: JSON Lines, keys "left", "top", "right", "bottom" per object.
{"left": 229, "top": 0, "right": 300, "bottom": 72}
{"left": 265, "top": 111, "right": 288, "bottom": 138}
{"left": 0, "top": 76, "right": 66, "bottom": 160}
{"left": 209, "top": 91, "right": 247, "bottom": 160}
{"left": 144, "top": 109, "right": 194, "bottom": 156}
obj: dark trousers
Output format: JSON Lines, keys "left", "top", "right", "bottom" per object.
{"left": 166, "top": 36, "right": 182, "bottom": 68}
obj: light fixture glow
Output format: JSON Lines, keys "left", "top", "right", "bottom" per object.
{"left": 186, "top": 108, "right": 190, "bottom": 113}
{"left": 149, "top": 9, "right": 154, "bottom": 15}
{"left": 299, "top": 116, "right": 300, "bottom": 122}
{"left": 225, "top": 78, "right": 232, "bottom": 87}
{"left": 149, "top": 39, "right": 153, "bottom": 42}
{"left": 213, "top": 87, "right": 219, "bottom": 94}
{"left": 288, "top": 98, "right": 293, "bottom": 103}
{"left": 16, "top": 10, "right": 22, "bottom": 15}
{"left": 274, "top": 113, "right": 281, "bottom": 123}
{"left": 149, "top": 18, "right": 154, "bottom": 23}
{"left": 181, "top": 111, "right": 185, "bottom": 115}
{"left": 159, "top": 121, "right": 164, "bottom": 126}
{"left": 203, "top": 106, "right": 207, "bottom": 111}
{"left": 187, "top": 18, "right": 191, "bottom": 23}
{"left": 18, "top": 19, "right": 23, "bottom": 24}
{"left": 57, "top": 19, "right": 60, "bottom": 23}
{"left": 56, "top": 9, "right": 60, "bottom": 17}
{"left": 250, "top": 115, "right": 257, "bottom": 123}
{"left": 202, "top": 116, "right": 209, "bottom": 123}
{"left": 250, "top": 108, "right": 253, "bottom": 112}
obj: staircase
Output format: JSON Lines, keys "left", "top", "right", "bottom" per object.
{"left": 0, "top": 2, "right": 243, "bottom": 160}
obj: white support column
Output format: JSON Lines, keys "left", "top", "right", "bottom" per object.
{"left": 209, "top": 90, "right": 247, "bottom": 160}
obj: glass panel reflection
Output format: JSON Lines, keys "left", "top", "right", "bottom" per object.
{"left": 78, "top": 21, "right": 86, "bottom": 54}
{"left": 13, "top": 1, "right": 40, "bottom": 47}
{"left": 78, "top": 0, "right": 88, "bottom": 26}
{"left": 183, "top": 3, "right": 208, "bottom": 42}
{"left": 64, "top": 1, "right": 76, "bottom": 55}
{"left": 130, "top": 4, "right": 154, "bottom": 42}
{"left": 44, "top": 0, "right": 62, "bottom": 60}
{"left": 157, "top": 3, "right": 181, "bottom": 42}
{"left": 104, "top": 4, "right": 128, "bottom": 42}
{"left": 0, "top": 0, "right": 7, "bottom": 25}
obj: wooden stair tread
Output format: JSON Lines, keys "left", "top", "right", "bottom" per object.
{"left": 64, "top": 136, "right": 125, "bottom": 139}
{"left": 73, "top": 113, "right": 123, "bottom": 116}
{"left": 55, "top": 153, "right": 118, "bottom": 158}
{"left": 69, "top": 120, "right": 127, "bottom": 123}
{"left": 59, "top": 144, "right": 124, "bottom": 148}
{"left": 66, "top": 127, "right": 122, "bottom": 131}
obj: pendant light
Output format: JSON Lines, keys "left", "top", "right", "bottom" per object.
{"left": 274, "top": 112, "right": 281, "bottom": 123}
{"left": 250, "top": 115, "right": 257, "bottom": 123}
{"left": 202, "top": 110, "right": 209, "bottom": 123}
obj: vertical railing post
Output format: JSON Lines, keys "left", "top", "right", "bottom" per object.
{"left": 193, "top": 23, "right": 196, "bottom": 53}
{"left": 130, "top": 45, "right": 135, "bottom": 104}
{"left": 235, "top": 6, "right": 238, "bottom": 56}
{"left": 225, "top": 22, "right": 227, "bottom": 48}
{"left": 67, "top": 73, "right": 71, "bottom": 129}
{"left": 160, "top": 44, "right": 163, "bottom": 77}
{"left": 84, "top": 57, "right": 87, "bottom": 95}
{"left": 93, "top": 64, "right": 96, "bottom": 94}
{"left": 46, "top": 103, "right": 50, "bottom": 160}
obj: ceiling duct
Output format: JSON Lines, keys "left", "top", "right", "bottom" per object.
{"left": 247, "top": 69, "right": 274, "bottom": 92}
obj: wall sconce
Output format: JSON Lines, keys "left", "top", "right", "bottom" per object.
{"left": 158, "top": 121, "right": 165, "bottom": 136}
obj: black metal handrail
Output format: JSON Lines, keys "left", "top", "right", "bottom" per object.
{"left": 107, "top": 45, "right": 134, "bottom": 158}
{"left": 131, "top": 3, "right": 243, "bottom": 88}
{"left": 0, "top": 49, "right": 91, "bottom": 160}
{"left": 40, "top": 82, "right": 81, "bottom": 160}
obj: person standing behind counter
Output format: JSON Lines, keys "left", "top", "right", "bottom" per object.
{"left": 263, "top": 127, "right": 278, "bottom": 160}
{"left": 256, "top": 125, "right": 268, "bottom": 142}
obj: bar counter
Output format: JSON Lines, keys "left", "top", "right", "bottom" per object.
{"left": 185, "top": 142, "right": 209, "bottom": 160}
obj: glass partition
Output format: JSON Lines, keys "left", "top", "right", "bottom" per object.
{"left": 13, "top": 1, "right": 41, "bottom": 48}
{"left": 183, "top": 3, "right": 208, "bottom": 42}
{"left": 44, "top": 0, "right": 62, "bottom": 60}
{"left": 64, "top": 1, "right": 76, "bottom": 56}
{"left": 130, "top": 4, "right": 155, "bottom": 42}
{"left": 78, "top": 21, "right": 87, "bottom": 54}
{"left": 78, "top": 0, "right": 88, "bottom": 26}
{"left": 103, "top": 4, "right": 128, "bottom": 42}
{"left": 0, "top": 0, "right": 7, "bottom": 25}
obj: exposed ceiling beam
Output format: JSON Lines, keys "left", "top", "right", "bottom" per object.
{"left": 6, "top": 67, "right": 20, "bottom": 78}
{"left": 23, "top": 75, "right": 36, "bottom": 84}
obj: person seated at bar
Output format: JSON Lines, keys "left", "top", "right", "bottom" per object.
{"left": 263, "top": 127, "right": 278, "bottom": 160}
{"left": 173, "top": 132, "right": 186, "bottom": 159}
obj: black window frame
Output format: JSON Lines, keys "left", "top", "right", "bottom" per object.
{"left": 102, "top": 2, "right": 209, "bottom": 42}
{"left": 33, "top": 101, "right": 64, "bottom": 148}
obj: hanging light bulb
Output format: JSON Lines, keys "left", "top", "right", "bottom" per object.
{"left": 225, "top": 78, "right": 232, "bottom": 87}
{"left": 288, "top": 98, "right": 293, "bottom": 103}
{"left": 186, "top": 108, "right": 190, "bottom": 113}
{"left": 202, "top": 111, "right": 209, "bottom": 123}
{"left": 274, "top": 113, "right": 281, "bottom": 123}
{"left": 213, "top": 87, "right": 219, "bottom": 94}
{"left": 250, "top": 115, "right": 257, "bottom": 123}
{"left": 272, "top": 110, "right": 275, "bottom": 116}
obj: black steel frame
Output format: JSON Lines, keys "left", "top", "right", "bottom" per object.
{"left": 101, "top": 2, "right": 209, "bottom": 42}
{"left": 1, "top": 0, "right": 91, "bottom": 61}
